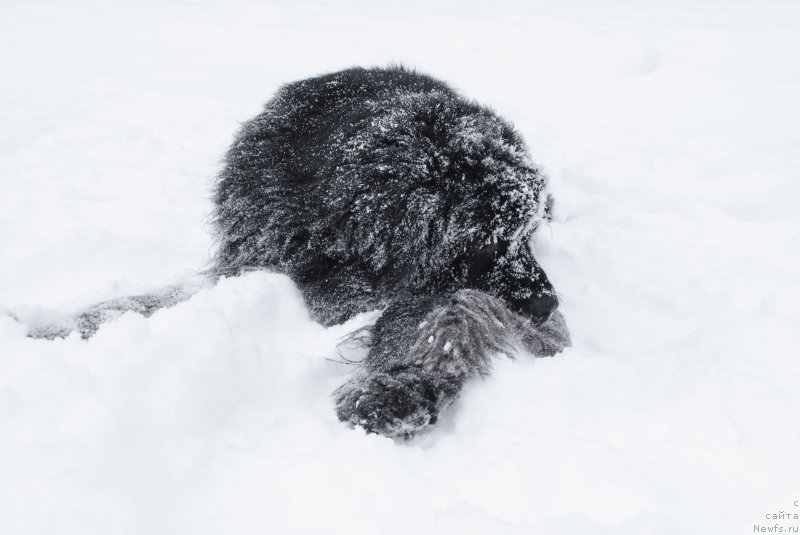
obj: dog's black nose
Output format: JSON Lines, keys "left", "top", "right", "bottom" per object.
{"left": 526, "top": 293, "right": 559, "bottom": 324}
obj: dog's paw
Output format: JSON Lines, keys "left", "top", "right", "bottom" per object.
{"left": 517, "top": 309, "right": 571, "bottom": 357}
{"left": 334, "top": 368, "right": 462, "bottom": 438}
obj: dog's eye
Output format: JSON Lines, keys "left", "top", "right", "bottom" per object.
{"left": 466, "top": 239, "right": 509, "bottom": 279}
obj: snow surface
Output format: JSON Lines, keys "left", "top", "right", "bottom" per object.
{"left": 2, "top": 0, "right": 800, "bottom": 533}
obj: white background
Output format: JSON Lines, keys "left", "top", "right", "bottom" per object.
{"left": 1, "top": 1, "right": 799, "bottom": 533}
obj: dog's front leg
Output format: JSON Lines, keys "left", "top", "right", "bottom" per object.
{"left": 334, "top": 291, "right": 514, "bottom": 438}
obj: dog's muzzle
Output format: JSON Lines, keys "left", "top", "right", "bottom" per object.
{"left": 516, "top": 293, "right": 559, "bottom": 325}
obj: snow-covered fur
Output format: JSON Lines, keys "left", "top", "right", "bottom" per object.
{"left": 214, "top": 66, "right": 570, "bottom": 436}
{"left": 27, "top": 288, "right": 193, "bottom": 340}
{"left": 28, "top": 66, "right": 570, "bottom": 437}
{"left": 214, "top": 66, "right": 557, "bottom": 323}
{"left": 334, "top": 290, "right": 570, "bottom": 436}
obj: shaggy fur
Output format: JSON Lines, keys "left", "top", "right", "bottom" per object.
{"left": 27, "top": 66, "right": 570, "bottom": 437}
{"left": 334, "top": 290, "right": 569, "bottom": 436}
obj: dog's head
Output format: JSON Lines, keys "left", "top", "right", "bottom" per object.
{"left": 434, "top": 107, "right": 559, "bottom": 325}
{"left": 335, "top": 90, "right": 561, "bottom": 325}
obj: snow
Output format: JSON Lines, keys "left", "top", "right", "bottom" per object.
{"left": 2, "top": 0, "right": 800, "bottom": 533}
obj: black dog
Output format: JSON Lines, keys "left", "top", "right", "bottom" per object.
{"left": 29, "top": 66, "right": 570, "bottom": 437}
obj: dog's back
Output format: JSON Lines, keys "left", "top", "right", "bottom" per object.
{"left": 211, "top": 66, "right": 459, "bottom": 276}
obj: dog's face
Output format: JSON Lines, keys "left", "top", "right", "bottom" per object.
{"left": 461, "top": 238, "right": 558, "bottom": 325}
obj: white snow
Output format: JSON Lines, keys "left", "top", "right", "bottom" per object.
{"left": 2, "top": 1, "right": 800, "bottom": 534}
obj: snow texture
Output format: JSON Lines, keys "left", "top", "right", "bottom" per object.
{"left": 2, "top": 0, "right": 800, "bottom": 534}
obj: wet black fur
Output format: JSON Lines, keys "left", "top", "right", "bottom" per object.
{"left": 214, "top": 66, "right": 557, "bottom": 320}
